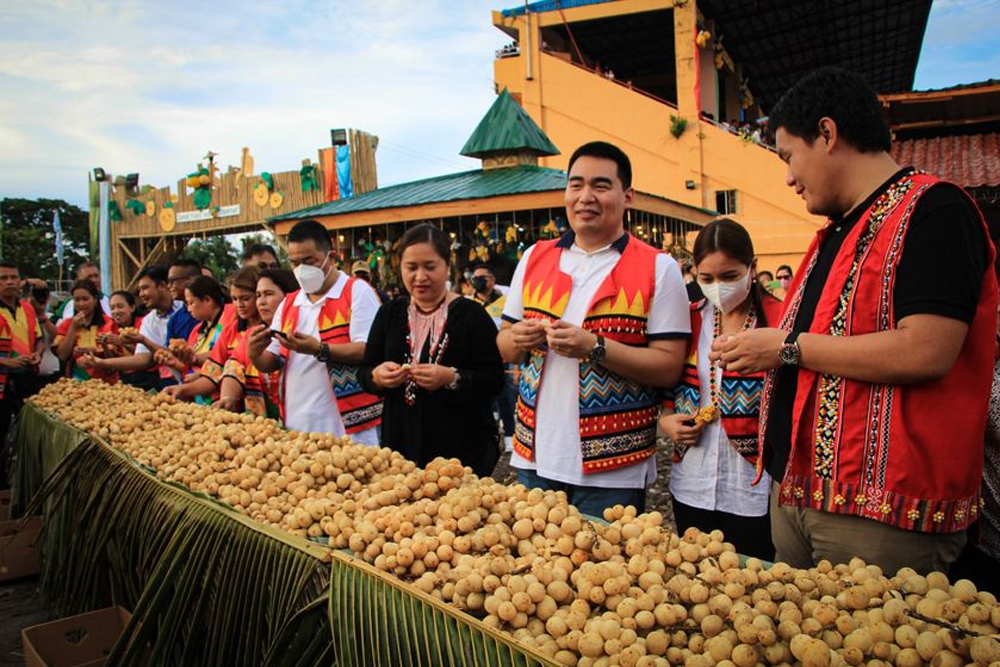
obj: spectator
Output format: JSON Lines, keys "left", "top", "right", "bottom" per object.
{"left": 26, "top": 281, "right": 60, "bottom": 381}
{"left": 163, "top": 259, "right": 203, "bottom": 371}
{"left": 0, "top": 262, "right": 46, "bottom": 472}
{"left": 57, "top": 261, "right": 110, "bottom": 324}
{"left": 107, "top": 289, "right": 158, "bottom": 390}
{"left": 360, "top": 224, "right": 505, "bottom": 476}
{"left": 352, "top": 260, "right": 389, "bottom": 304}
{"left": 248, "top": 220, "right": 383, "bottom": 445}
{"left": 775, "top": 264, "right": 794, "bottom": 291}
{"left": 242, "top": 243, "right": 281, "bottom": 270}
{"left": 757, "top": 270, "right": 775, "bottom": 290}
{"left": 468, "top": 263, "right": 516, "bottom": 450}
{"left": 497, "top": 142, "right": 690, "bottom": 517}
{"left": 82, "top": 265, "right": 181, "bottom": 390}
{"left": 659, "top": 219, "right": 783, "bottom": 560}
{"left": 713, "top": 67, "right": 997, "bottom": 573}
{"left": 53, "top": 279, "right": 118, "bottom": 383}
{"left": 216, "top": 268, "right": 298, "bottom": 418}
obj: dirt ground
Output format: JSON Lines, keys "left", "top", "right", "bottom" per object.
{"left": 0, "top": 439, "right": 678, "bottom": 665}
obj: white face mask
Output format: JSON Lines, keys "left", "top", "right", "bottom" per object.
{"left": 293, "top": 255, "right": 331, "bottom": 294}
{"left": 699, "top": 270, "right": 752, "bottom": 314}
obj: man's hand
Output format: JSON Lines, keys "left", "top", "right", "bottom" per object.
{"left": 1, "top": 355, "right": 33, "bottom": 370}
{"left": 658, "top": 412, "right": 705, "bottom": 447}
{"left": 711, "top": 328, "right": 786, "bottom": 374}
{"left": 509, "top": 320, "right": 548, "bottom": 353}
{"left": 546, "top": 320, "right": 597, "bottom": 359}
{"left": 372, "top": 361, "right": 409, "bottom": 389}
{"left": 276, "top": 332, "right": 322, "bottom": 356}
{"left": 247, "top": 325, "right": 273, "bottom": 360}
{"left": 409, "top": 363, "right": 455, "bottom": 392}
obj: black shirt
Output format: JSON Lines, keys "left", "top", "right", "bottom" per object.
{"left": 764, "top": 168, "right": 988, "bottom": 482}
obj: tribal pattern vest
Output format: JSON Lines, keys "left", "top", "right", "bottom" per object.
{"left": 758, "top": 173, "right": 998, "bottom": 533}
{"left": 278, "top": 280, "right": 383, "bottom": 434}
{"left": 514, "top": 235, "right": 662, "bottom": 473}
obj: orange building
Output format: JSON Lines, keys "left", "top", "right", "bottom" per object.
{"left": 491, "top": 0, "right": 933, "bottom": 271}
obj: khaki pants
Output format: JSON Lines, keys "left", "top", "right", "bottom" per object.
{"left": 769, "top": 483, "right": 966, "bottom": 575}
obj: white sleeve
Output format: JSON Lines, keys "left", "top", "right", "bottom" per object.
{"left": 348, "top": 280, "right": 380, "bottom": 343}
{"left": 135, "top": 313, "right": 156, "bottom": 355}
{"left": 59, "top": 300, "right": 74, "bottom": 324}
{"left": 648, "top": 253, "right": 692, "bottom": 338}
{"left": 266, "top": 299, "right": 286, "bottom": 356}
{"left": 500, "top": 246, "right": 534, "bottom": 323}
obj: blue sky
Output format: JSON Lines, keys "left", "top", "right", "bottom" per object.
{"left": 1, "top": 0, "right": 997, "bottom": 208}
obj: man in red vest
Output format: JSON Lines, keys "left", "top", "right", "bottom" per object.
{"left": 497, "top": 141, "right": 690, "bottom": 517}
{"left": 713, "top": 68, "right": 998, "bottom": 574}
{"left": 249, "top": 220, "right": 382, "bottom": 444}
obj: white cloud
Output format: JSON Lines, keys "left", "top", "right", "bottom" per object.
{"left": 0, "top": 0, "right": 509, "bottom": 205}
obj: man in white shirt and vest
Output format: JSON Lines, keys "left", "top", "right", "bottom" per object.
{"left": 497, "top": 141, "right": 690, "bottom": 517}
{"left": 249, "top": 220, "right": 382, "bottom": 444}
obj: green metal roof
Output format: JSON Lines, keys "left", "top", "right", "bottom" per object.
{"left": 270, "top": 165, "right": 568, "bottom": 221}
{"left": 460, "top": 89, "right": 560, "bottom": 159}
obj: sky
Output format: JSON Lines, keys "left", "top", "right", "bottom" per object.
{"left": 1, "top": 0, "right": 998, "bottom": 209}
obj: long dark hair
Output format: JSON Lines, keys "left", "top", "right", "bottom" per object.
{"left": 692, "top": 218, "right": 771, "bottom": 327}
{"left": 71, "top": 279, "right": 106, "bottom": 328}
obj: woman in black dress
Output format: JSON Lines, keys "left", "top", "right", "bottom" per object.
{"left": 359, "top": 224, "right": 504, "bottom": 477}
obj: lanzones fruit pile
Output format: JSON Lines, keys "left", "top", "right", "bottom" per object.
{"left": 31, "top": 380, "right": 1000, "bottom": 667}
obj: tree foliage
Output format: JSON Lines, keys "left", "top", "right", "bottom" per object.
{"left": 183, "top": 236, "right": 240, "bottom": 281}
{"left": 0, "top": 198, "right": 90, "bottom": 282}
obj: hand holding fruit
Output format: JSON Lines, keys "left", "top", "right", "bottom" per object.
{"left": 408, "top": 363, "right": 455, "bottom": 392}
{"left": 372, "top": 361, "right": 409, "bottom": 389}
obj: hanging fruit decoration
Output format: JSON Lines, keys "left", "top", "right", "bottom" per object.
{"left": 269, "top": 191, "right": 284, "bottom": 209}
{"left": 253, "top": 183, "right": 269, "bottom": 207}
{"left": 539, "top": 220, "right": 560, "bottom": 239}
{"left": 145, "top": 200, "right": 156, "bottom": 217}
{"left": 187, "top": 166, "right": 212, "bottom": 210}
{"left": 696, "top": 29, "right": 711, "bottom": 48}
{"left": 159, "top": 202, "right": 176, "bottom": 232}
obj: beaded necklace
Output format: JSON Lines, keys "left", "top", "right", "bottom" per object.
{"left": 403, "top": 296, "right": 450, "bottom": 406}
{"left": 704, "top": 300, "right": 756, "bottom": 422}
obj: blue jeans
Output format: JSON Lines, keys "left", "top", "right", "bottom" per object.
{"left": 516, "top": 469, "right": 645, "bottom": 519}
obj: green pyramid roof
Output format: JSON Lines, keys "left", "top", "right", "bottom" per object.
{"left": 460, "top": 89, "right": 560, "bottom": 159}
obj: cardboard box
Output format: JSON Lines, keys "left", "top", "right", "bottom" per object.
{"left": 0, "top": 488, "right": 11, "bottom": 519}
{"left": 22, "top": 606, "right": 132, "bottom": 667}
{"left": 0, "top": 515, "right": 41, "bottom": 582}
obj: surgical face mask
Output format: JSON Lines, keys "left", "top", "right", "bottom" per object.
{"left": 293, "top": 255, "right": 331, "bottom": 294}
{"left": 699, "top": 270, "right": 752, "bottom": 314}
{"left": 471, "top": 276, "right": 489, "bottom": 293}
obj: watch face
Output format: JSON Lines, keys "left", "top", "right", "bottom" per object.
{"left": 779, "top": 344, "right": 799, "bottom": 365}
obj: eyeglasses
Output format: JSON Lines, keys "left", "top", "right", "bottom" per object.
{"left": 776, "top": 275, "right": 792, "bottom": 280}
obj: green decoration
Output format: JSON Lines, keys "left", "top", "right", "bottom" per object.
{"left": 193, "top": 188, "right": 212, "bottom": 210}
{"left": 261, "top": 172, "right": 275, "bottom": 191}
{"left": 108, "top": 200, "right": 122, "bottom": 222}
{"left": 125, "top": 199, "right": 146, "bottom": 215}
{"left": 669, "top": 114, "right": 688, "bottom": 139}
{"left": 300, "top": 165, "right": 318, "bottom": 193}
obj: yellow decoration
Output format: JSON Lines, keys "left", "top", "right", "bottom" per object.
{"left": 253, "top": 183, "right": 269, "bottom": 207}
{"left": 145, "top": 200, "right": 156, "bottom": 217}
{"left": 159, "top": 207, "right": 176, "bottom": 232}
{"left": 198, "top": 174, "right": 211, "bottom": 186}
{"left": 269, "top": 192, "right": 284, "bottom": 209}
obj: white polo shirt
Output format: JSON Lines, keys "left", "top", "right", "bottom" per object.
{"left": 669, "top": 301, "right": 771, "bottom": 516}
{"left": 268, "top": 272, "right": 380, "bottom": 445}
{"left": 502, "top": 233, "right": 690, "bottom": 489}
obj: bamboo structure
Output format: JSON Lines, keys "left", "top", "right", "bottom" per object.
{"left": 105, "top": 130, "right": 378, "bottom": 290}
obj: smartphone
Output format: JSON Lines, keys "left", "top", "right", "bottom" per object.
{"left": 273, "top": 330, "right": 290, "bottom": 340}
{"left": 682, "top": 419, "right": 696, "bottom": 427}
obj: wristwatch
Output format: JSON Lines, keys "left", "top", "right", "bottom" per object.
{"left": 779, "top": 332, "right": 802, "bottom": 366}
{"left": 590, "top": 335, "right": 607, "bottom": 364}
{"left": 314, "top": 343, "right": 331, "bottom": 363}
{"left": 446, "top": 367, "right": 461, "bottom": 390}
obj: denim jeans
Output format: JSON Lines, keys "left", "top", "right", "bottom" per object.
{"left": 516, "top": 468, "right": 645, "bottom": 519}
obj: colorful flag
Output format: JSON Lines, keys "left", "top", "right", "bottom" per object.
{"left": 336, "top": 144, "right": 353, "bottom": 199}
{"left": 53, "top": 209, "right": 64, "bottom": 266}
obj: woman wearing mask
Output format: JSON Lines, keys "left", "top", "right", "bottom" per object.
{"left": 53, "top": 280, "right": 118, "bottom": 383}
{"left": 216, "top": 268, "right": 298, "bottom": 418}
{"left": 359, "top": 224, "right": 505, "bottom": 477}
{"left": 163, "top": 269, "right": 259, "bottom": 403}
{"left": 659, "top": 219, "right": 782, "bottom": 560}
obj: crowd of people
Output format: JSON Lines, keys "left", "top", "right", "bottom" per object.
{"left": 2, "top": 67, "right": 998, "bottom": 592}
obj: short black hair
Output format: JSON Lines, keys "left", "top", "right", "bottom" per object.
{"left": 76, "top": 260, "right": 98, "bottom": 277}
{"left": 287, "top": 220, "right": 332, "bottom": 252}
{"left": 768, "top": 67, "right": 891, "bottom": 153}
{"left": 241, "top": 243, "right": 279, "bottom": 262}
{"left": 170, "top": 257, "right": 202, "bottom": 276}
{"left": 31, "top": 283, "right": 50, "bottom": 303}
{"left": 137, "top": 265, "right": 168, "bottom": 284}
{"left": 758, "top": 270, "right": 774, "bottom": 282}
{"left": 470, "top": 263, "right": 494, "bottom": 277}
{"left": 567, "top": 141, "right": 633, "bottom": 189}
{"left": 398, "top": 223, "right": 450, "bottom": 266}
